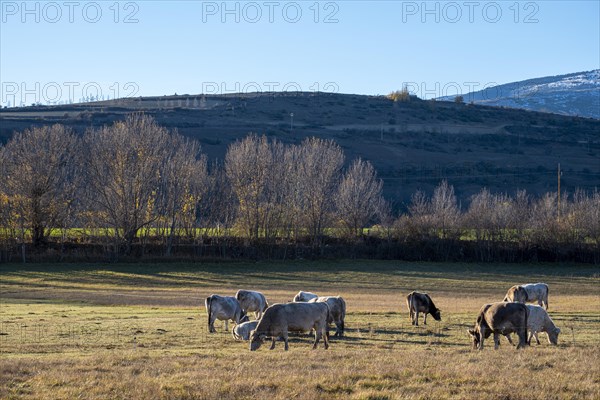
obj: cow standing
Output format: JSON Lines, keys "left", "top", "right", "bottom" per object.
{"left": 504, "top": 305, "right": 560, "bottom": 346}
{"left": 249, "top": 302, "right": 330, "bottom": 351}
{"left": 406, "top": 291, "right": 441, "bottom": 326}
{"left": 235, "top": 290, "right": 269, "bottom": 319}
{"left": 504, "top": 283, "right": 549, "bottom": 309}
{"left": 468, "top": 302, "right": 528, "bottom": 350}
{"left": 308, "top": 296, "right": 346, "bottom": 337}
{"left": 205, "top": 294, "right": 248, "bottom": 333}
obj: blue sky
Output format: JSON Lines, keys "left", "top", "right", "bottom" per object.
{"left": 1, "top": 1, "right": 598, "bottom": 105}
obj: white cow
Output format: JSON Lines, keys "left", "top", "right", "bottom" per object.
{"left": 205, "top": 294, "right": 248, "bottom": 333}
{"left": 505, "top": 305, "right": 560, "bottom": 345}
{"left": 293, "top": 291, "right": 318, "bottom": 302}
{"left": 504, "top": 283, "right": 549, "bottom": 309}
{"left": 232, "top": 320, "right": 259, "bottom": 341}
{"left": 235, "top": 290, "right": 269, "bottom": 319}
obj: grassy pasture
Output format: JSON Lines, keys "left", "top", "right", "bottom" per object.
{"left": 1, "top": 261, "right": 599, "bottom": 399}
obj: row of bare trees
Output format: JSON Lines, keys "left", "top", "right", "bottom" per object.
{"left": 0, "top": 114, "right": 598, "bottom": 262}
{"left": 0, "top": 115, "right": 385, "bottom": 258}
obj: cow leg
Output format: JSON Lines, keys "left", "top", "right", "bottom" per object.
{"left": 283, "top": 333, "right": 290, "bottom": 351}
{"left": 208, "top": 315, "right": 216, "bottom": 333}
{"left": 477, "top": 325, "right": 487, "bottom": 350}
{"left": 533, "top": 332, "right": 540, "bottom": 345}
{"left": 323, "top": 327, "right": 329, "bottom": 349}
{"left": 423, "top": 313, "right": 428, "bottom": 325}
{"left": 516, "top": 328, "right": 528, "bottom": 349}
{"left": 313, "top": 324, "right": 325, "bottom": 350}
{"left": 224, "top": 320, "right": 229, "bottom": 332}
{"left": 493, "top": 333, "right": 500, "bottom": 350}
{"left": 336, "top": 320, "right": 344, "bottom": 337}
{"left": 409, "top": 309, "right": 414, "bottom": 325}
{"left": 505, "top": 334, "right": 514, "bottom": 345}
{"left": 415, "top": 311, "right": 419, "bottom": 326}
{"left": 269, "top": 337, "right": 276, "bottom": 350}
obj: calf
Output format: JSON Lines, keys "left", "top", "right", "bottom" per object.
{"left": 249, "top": 302, "right": 330, "bottom": 351}
{"left": 406, "top": 291, "right": 441, "bottom": 326}
{"left": 468, "top": 302, "right": 528, "bottom": 350}
{"left": 232, "top": 320, "right": 259, "bottom": 341}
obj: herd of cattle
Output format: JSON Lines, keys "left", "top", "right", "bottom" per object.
{"left": 205, "top": 283, "right": 560, "bottom": 351}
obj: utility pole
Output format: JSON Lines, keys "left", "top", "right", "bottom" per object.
{"left": 557, "top": 163, "right": 561, "bottom": 222}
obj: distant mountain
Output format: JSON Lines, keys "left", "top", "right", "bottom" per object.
{"left": 2, "top": 91, "right": 599, "bottom": 206}
{"left": 438, "top": 70, "right": 600, "bottom": 119}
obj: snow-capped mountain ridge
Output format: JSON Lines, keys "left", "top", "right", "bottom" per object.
{"left": 438, "top": 70, "right": 599, "bottom": 119}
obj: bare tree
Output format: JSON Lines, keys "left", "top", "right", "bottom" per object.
{"left": 297, "top": 137, "right": 344, "bottom": 243}
{"left": 81, "top": 114, "right": 174, "bottom": 254}
{"left": 430, "top": 180, "right": 460, "bottom": 238}
{"left": 155, "top": 134, "right": 208, "bottom": 256}
{"left": 0, "top": 125, "right": 78, "bottom": 249}
{"left": 335, "top": 158, "right": 384, "bottom": 237}
{"left": 225, "top": 134, "right": 275, "bottom": 240}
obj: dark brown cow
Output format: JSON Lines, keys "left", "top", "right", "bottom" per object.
{"left": 406, "top": 291, "right": 441, "bottom": 326}
{"left": 468, "top": 302, "right": 528, "bottom": 350}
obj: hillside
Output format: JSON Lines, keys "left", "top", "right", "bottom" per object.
{"left": 438, "top": 70, "right": 600, "bottom": 119}
{"left": 1, "top": 92, "right": 599, "bottom": 206}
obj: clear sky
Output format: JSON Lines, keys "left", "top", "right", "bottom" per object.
{"left": 1, "top": 0, "right": 598, "bottom": 106}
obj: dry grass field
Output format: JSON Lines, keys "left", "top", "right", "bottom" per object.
{"left": 1, "top": 261, "right": 599, "bottom": 399}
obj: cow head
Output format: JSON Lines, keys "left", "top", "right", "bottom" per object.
{"left": 548, "top": 327, "right": 561, "bottom": 345}
{"left": 432, "top": 309, "right": 441, "bottom": 321}
{"left": 249, "top": 330, "right": 266, "bottom": 351}
{"left": 467, "top": 328, "right": 481, "bottom": 350}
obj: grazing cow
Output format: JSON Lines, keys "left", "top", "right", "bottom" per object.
{"left": 235, "top": 290, "right": 269, "bottom": 319}
{"left": 308, "top": 296, "right": 347, "bottom": 337}
{"left": 504, "top": 283, "right": 549, "bottom": 309}
{"left": 205, "top": 294, "right": 248, "bottom": 333}
{"left": 232, "top": 320, "right": 259, "bottom": 341}
{"left": 468, "top": 302, "right": 528, "bottom": 350}
{"left": 406, "top": 291, "right": 441, "bottom": 326}
{"left": 504, "top": 305, "right": 560, "bottom": 346}
{"left": 293, "top": 291, "right": 318, "bottom": 302}
{"left": 249, "top": 302, "right": 330, "bottom": 351}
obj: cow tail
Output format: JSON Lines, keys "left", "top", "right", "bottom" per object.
{"left": 545, "top": 284, "right": 549, "bottom": 309}
{"left": 206, "top": 296, "right": 212, "bottom": 331}
{"left": 340, "top": 297, "right": 346, "bottom": 334}
{"left": 325, "top": 303, "right": 331, "bottom": 339}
